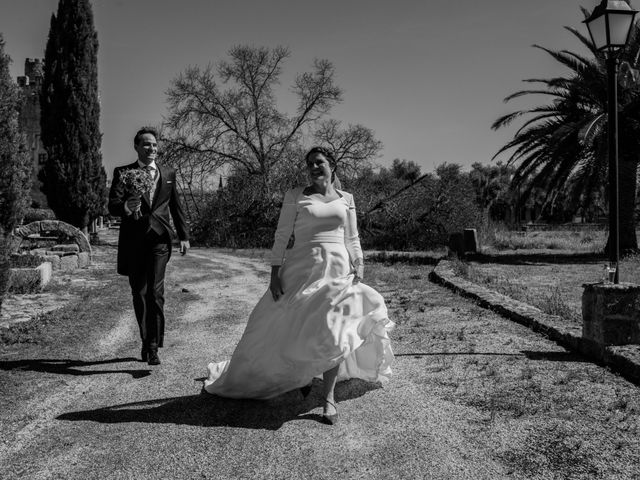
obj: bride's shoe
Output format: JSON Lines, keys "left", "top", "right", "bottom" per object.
{"left": 300, "top": 384, "right": 312, "bottom": 399}
{"left": 322, "top": 399, "right": 338, "bottom": 425}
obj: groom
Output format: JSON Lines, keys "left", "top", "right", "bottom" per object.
{"left": 108, "top": 127, "right": 190, "bottom": 365}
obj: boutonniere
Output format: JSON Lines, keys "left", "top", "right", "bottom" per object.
{"left": 166, "top": 180, "right": 173, "bottom": 184}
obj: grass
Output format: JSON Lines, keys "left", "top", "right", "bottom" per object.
{"left": 458, "top": 253, "right": 640, "bottom": 324}
{"left": 460, "top": 262, "right": 584, "bottom": 322}
{"left": 480, "top": 224, "right": 608, "bottom": 253}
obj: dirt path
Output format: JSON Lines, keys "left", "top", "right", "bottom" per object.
{"left": 1, "top": 249, "right": 639, "bottom": 479}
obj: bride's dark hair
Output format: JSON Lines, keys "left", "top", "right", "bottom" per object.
{"left": 305, "top": 146, "right": 341, "bottom": 188}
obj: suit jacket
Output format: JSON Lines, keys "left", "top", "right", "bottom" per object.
{"left": 108, "top": 161, "right": 190, "bottom": 276}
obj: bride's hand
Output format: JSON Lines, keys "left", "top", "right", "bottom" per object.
{"left": 270, "top": 267, "right": 284, "bottom": 301}
{"left": 352, "top": 263, "right": 364, "bottom": 285}
{"left": 270, "top": 278, "right": 284, "bottom": 301}
{"left": 351, "top": 259, "right": 364, "bottom": 285}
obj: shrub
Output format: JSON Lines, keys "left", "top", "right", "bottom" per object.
{"left": 9, "top": 253, "right": 46, "bottom": 268}
{"left": 0, "top": 35, "right": 32, "bottom": 311}
{"left": 22, "top": 208, "right": 56, "bottom": 224}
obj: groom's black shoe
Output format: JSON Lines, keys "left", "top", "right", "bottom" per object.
{"left": 141, "top": 347, "right": 149, "bottom": 362}
{"left": 148, "top": 350, "right": 161, "bottom": 365}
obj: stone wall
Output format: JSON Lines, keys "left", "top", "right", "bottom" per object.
{"left": 9, "top": 220, "right": 92, "bottom": 293}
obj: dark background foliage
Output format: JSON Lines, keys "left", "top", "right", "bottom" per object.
{"left": 40, "top": 0, "right": 106, "bottom": 232}
{"left": 0, "top": 34, "right": 32, "bottom": 311}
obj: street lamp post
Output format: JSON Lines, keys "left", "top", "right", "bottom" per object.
{"left": 584, "top": 0, "right": 638, "bottom": 284}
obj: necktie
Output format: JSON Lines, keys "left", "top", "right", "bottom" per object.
{"left": 145, "top": 166, "right": 157, "bottom": 202}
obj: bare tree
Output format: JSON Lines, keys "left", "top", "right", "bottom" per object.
{"left": 159, "top": 123, "right": 224, "bottom": 220}
{"left": 312, "top": 119, "right": 383, "bottom": 183}
{"left": 163, "top": 45, "right": 343, "bottom": 195}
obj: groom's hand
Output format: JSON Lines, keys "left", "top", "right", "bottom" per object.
{"left": 125, "top": 196, "right": 141, "bottom": 215}
{"left": 180, "top": 240, "right": 190, "bottom": 256}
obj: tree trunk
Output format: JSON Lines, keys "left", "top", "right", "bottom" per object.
{"left": 605, "top": 157, "right": 638, "bottom": 256}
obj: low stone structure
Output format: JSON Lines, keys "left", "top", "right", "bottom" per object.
{"left": 9, "top": 262, "right": 52, "bottom": 294}
{"left": 447, "top": 228, "right": 479, "bottom": 257}
{"left": 582, "top": 282, "right": 640, "bottom": 357}
{"left": 14, "top": 220, "right": 92, "bottom": 254}
{"left": 9, "top": 220, "right": 92, "bottom": 292}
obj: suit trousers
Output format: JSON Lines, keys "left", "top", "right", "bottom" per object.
{"left": 128, "top": 230, "right": 170, "bottom": 350}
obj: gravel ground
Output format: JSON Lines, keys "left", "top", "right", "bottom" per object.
{"left": 1, "top": 247, "right": 639, "bottom": 479}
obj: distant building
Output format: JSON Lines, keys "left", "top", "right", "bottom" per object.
{"left": 17, "top": 58, "right": 47, "bottom": 207}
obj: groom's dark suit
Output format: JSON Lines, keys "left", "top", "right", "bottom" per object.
{"left": 108, "top": 161, "right": 189, "bottom": 355}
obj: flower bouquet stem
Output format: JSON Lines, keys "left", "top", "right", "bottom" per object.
{"left": 131, "top": 195, "right": 142, "bottom": 220}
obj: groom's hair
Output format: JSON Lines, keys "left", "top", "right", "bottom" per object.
{"left": 134, "top": 127, "right": 159, "bottom": 146}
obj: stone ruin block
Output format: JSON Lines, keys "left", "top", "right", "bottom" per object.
{"left": 44, "top": 250, "right": 76, "bottom": 257}
{"left": 447, "top": 232, "right": 465, "bottom": 257}
{"left": 77, "top": 252, "right": 90, "bottom": 268}
{"left": 51, "top": 243, "right": 80, "bottom": 253}
{"left": 12, "top": 251, "right": 62, "bottom": 271}
{"left": 463, "top": 228, "right": 478, "bottom": 253}
{"left": 59, "top": 254, "right": 79, "bottom": 271}
{"left": 582, "top": 283, "right": 640, "bottom": 357}
{"left": 42, "top": 254, "right": 61, "bottom": 270}
{"left": 9, "top": 262, "right": 52, "bottom": 293}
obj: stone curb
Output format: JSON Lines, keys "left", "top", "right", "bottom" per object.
{"left": 428, "top": 259, "right": 640, "bottom": 386}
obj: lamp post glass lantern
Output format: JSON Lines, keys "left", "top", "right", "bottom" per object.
{"left": 584, "top": 0, "right": 638, "bottom": 284}
{"left": 585, "top": 0, "right": 637, "bottom": 51}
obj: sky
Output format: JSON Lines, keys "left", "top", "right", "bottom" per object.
{"left": 0, "top": 0, "right": 604, "bottom": 179}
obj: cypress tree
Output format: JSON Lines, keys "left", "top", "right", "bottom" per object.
{"left": 0, "top": 34, "right": 32, "bottom": 311}
{"left": 40, "top": 0, "right": 106, "bottom": 232}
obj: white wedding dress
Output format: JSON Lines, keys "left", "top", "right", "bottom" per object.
{"left": 203, "top": 187, "right": 394, "bottom": 399}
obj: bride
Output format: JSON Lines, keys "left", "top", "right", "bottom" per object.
{"left": 203, "top": 146, "right": 394, "bottom": 425}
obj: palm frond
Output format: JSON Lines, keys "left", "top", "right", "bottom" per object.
{"left": 503, "top": 89, "right": 565, "bottom": 103}
{"left": 533, "top": 45, "right": 591, "bottom": 75}
{"left": 578, "top": 113, "right": 605, "bottom": 147}
{"left": 565, "top": 26, "right": 599, "bottom": 57}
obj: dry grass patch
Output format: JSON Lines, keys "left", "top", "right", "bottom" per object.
{"left": 457, "top": 253, "right": 640, "bottom": 325}
{"left": 481, "top": 226, "right": 608, "bottom": 253}
{"left": 367, "top": 259, "right": 640, "bottom": 478}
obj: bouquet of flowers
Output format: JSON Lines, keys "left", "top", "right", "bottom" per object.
{"left": 119, "top": 169, "right": 155, "bottom": 220}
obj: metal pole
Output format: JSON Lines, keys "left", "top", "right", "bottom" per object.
{"left": 606, "top": 55, "right": 620, "bottom": 283}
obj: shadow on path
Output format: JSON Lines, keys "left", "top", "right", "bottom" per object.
{"left": 0, "top": 357, "right": 151, "bottom": 379}
{"left": 57, "top": 378, "right": 380, "bottom": 430}
{"left": 521, "top": 350, "right": 590, "bottom": 362}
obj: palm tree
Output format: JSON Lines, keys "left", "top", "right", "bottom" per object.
{"left": 492, "top": 9, "right": 640, "bottom": 254}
